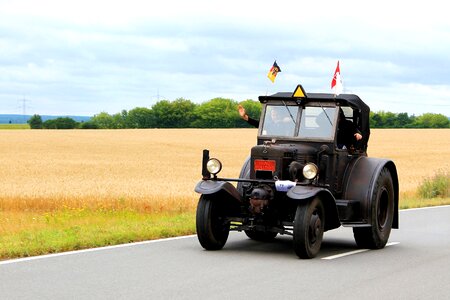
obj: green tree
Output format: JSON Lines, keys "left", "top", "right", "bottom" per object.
{"left": 370, "top": 112, "right": 383, "bottom": 128}
{"left": 151, "top": 98, "right": 196, "bottom": 128}
{"left": 27, "top": 114, "right": 43, "bottom": 129}
{"left": 91, "top": 112, "right": 117, "bottom": 129}
{"left": 380, "top": 111, "right": 397, "bottom": 128}
{"left": 80, "top": 121, "right": 99, "bottom": 129}
{"left": 415, "top": 113, "right": 450, "bottom": 128}
{"left": 192, "top": 98, "right": 239, "bottom": 128}
{"left": 395, "top": 112, "right": 411, "bottom": 128}
{"left": 43, "top": 117, "right": 78, "bottom": 129}
{"left": 112, "top": 110, "right": 129, "bottom": 129}
{"left": 127, "top": 107, "right": 154, "bottom": 128}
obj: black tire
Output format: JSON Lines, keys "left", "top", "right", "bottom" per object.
{"left": 245, "top": 230, "right": 278, "bottom": 241}
{"left": 293, "top": 197, "right": 325, "bottom": 259}
{"left": 353, "top": 167, "right": 394, "bottom": 249}
{"left": 196, "top": 195, "right": 230, "bottom": 250}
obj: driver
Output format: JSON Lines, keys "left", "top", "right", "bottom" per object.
{"left": 238, "top": 105, "right": 291, "bottom": 127}
{"left": 337, "top": 108, "right": 362, "bottom": 149}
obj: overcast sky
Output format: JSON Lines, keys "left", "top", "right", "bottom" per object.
{"left": 1, "top": 0, "right": 449, "bottom": 116}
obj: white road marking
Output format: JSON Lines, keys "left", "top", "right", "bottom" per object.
{"left": 321, "top": 249, "right": 369, "bottom": 260}
{"left": 400, "top": 205, "right": 449, "bottom": 212}
{"left": 321, "top": 242, "right": 400, "bottom": 260}
{"left": 0, "top": 235, "right": 196, "bottom": 266}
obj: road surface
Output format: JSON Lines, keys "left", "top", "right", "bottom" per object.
{"left": 1, "top": 206, "right": 449, "bottom": 299}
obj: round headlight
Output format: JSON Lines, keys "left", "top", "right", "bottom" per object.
{"left": 303, "top": 163, "right": 318, "bottom": 180}
{"left": 206, "top": 158, "right": 222, "bottom": 175}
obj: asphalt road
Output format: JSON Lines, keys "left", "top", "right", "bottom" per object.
{"left": 1, "top": 206, "right": 449, "bottom": 299}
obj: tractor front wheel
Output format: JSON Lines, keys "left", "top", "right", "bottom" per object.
{"left": 293, "top": 197, "right": 325, "bottom": 259}
{"left": 196, "top": 195, "right": 230, "bottom": 250}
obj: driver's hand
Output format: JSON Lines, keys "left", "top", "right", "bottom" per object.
{"left": 238, "top": 105, "right": 248, "bottom": 121}
{"left": 354, "top": 133, "right": 362, "bottom": 141}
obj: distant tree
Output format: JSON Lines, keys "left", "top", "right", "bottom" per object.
{"left": 192, "top": 98, "right": 239, "bottom": 128}
{"left": 43, "top": 117, "right": 78, "bottom": 129}
{"left": 414, "top": 113, "right": 450, "bottom": 128}
{"left": 375, "top": 111, "right": 397, "bottom": 128}
{"left": 370, "top": 112, "right": 383, "bottom": 128}
{"left": 111, "top": 110, "right": 129, "bottom": 129}
{"left": 406, "top": 115, "right": 418, "bottom": 128}
{"left": 127, "top": 107, "right": 154, "bottom": 128}
{"left": 28, "top": 114, "right": 43, "bottom": 129}
{"left": 90, "top": 112, "right": 117, "bottom": 129}
{"left": 80, "top": 121, "right": 99, "bottom": 129}
{"left": 151, "top": 98, "right": 196, "bottom": 128}
{"left": 395, "top": 112, "right": 411, "bottom": 128}
{"left": 371, "top": 111, "right": 417, "bottom": 128}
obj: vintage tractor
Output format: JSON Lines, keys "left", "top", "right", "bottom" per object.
{"left": 194, "top": 85, "right": 399, "bottom": 258}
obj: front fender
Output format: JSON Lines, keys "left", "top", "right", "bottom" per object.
{"left": 287, "top": 186, "right": 330, "bottom": 200}
{"left": 287, "top": 186, "right": 341, "bottom": 231}
{"left": 195, "top": 180, "right": 242, "bottom": 203}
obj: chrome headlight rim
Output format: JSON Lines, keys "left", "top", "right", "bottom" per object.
{"left": 206, "top": 158, "right": 222, "bottom": 175}
{"left": 302, "top": 163, "right": 318, "bottom": 180}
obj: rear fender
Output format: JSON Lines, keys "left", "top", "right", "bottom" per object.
{"left": 287, "top": 186, "right": 341, "bottom": 231}
{"left": 343, "top": 157, "right": 399, "bottom": 228}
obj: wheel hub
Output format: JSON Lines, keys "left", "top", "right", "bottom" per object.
{"left": 309, "top": 213, "right": 321, "bottom": 243}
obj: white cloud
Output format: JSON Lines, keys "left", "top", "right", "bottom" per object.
{"left": 0, "top": 0, "right": 449, "bottom": 116}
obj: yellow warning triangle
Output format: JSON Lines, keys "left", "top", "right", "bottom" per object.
{"left": 292, "top": 84, "right": 307, "bottom": 98}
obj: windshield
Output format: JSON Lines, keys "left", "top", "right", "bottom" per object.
{"left": 298, "top": 106, "right": 337, "bottom": 140}
{"left": 261, "top": 105, "right": 298, "bottom": 137}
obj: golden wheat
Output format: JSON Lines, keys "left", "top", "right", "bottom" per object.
{"left": 0, "top": 128, "right": 448, "bottom": 211}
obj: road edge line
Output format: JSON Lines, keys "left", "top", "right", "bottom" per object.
{"left": 0, "top": 235, "right": 197, "bottom": 266}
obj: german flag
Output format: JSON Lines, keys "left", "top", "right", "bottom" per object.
{"left": 267, "top": 60, "right": 281, "bottom": 83}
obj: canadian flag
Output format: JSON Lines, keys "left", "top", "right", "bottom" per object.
{"left": 331, "top": 60, "right": 343, "bottom": 95}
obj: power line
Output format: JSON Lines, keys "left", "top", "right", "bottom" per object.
{"left": 17, "top": 97, "right": 31, "bottom": 122}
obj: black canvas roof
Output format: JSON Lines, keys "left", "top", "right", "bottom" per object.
{"left": 259, "top": 92, "right": 370, "bottom": 113}
{"left": 259, "top": 92, "right": 371, "bottom": 150}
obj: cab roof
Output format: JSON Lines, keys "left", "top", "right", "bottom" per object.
{"left": 259, "top": 92, "right": 370, "bottom": 115}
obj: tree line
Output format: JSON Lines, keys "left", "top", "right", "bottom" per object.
{"left": 28, "top": 98, "right": 449, "bottom": 129}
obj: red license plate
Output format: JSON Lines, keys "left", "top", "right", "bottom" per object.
{"left": 254, "top": 159, "right": 276, "bottom": 172}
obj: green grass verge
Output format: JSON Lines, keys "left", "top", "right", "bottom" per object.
{"left": 399, "top": 197, "right": 450, "bottom": 210}
{"left": 0, "top": 209, "right": 196, "bottom": 260}
{"left": 1, "top": 198, "right": 449, "bottom": 260}
{"left": 0, "top": 124, "right": 30, "bottom": 129}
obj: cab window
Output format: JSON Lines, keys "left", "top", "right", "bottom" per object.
{"left": 298, "top": 106, "right": 337, "bottom": 140}
{"left": 261, "top": 105, "right": 298, "bottom": 137}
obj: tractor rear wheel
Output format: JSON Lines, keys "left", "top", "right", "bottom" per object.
{"left": 353, "top": 167, "right": 394, "bottom": 249}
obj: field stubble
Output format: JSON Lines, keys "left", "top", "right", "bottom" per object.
{"left": 0, "top": 128, "right": 449, "bottom": 211}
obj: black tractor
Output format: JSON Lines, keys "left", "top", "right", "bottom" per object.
{"left": 195, "top": 85, "right": 399, "bottom": 259}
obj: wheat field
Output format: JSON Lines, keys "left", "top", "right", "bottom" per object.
{"left": 0, "top": 128, "right": 449, "bottom": 212}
